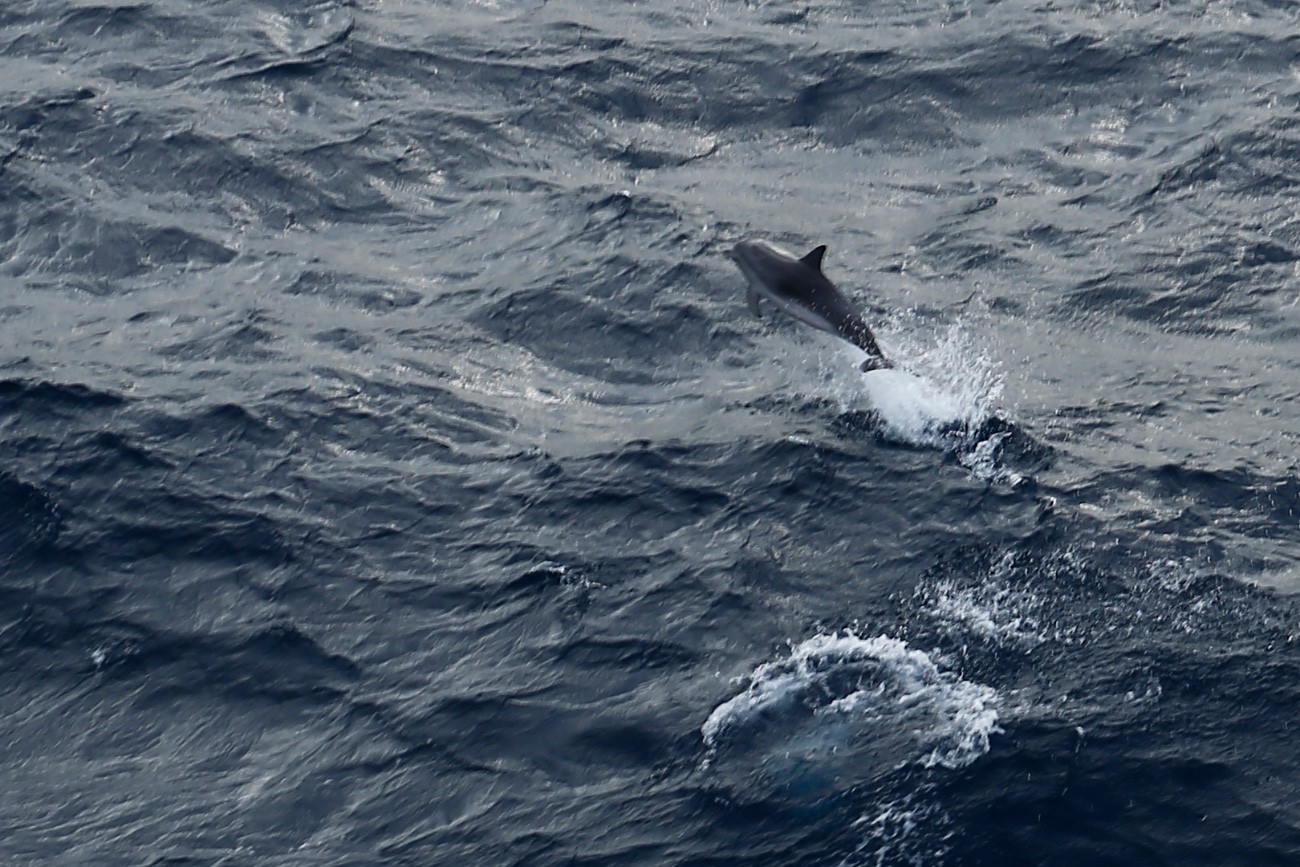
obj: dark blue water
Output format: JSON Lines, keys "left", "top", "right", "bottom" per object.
{"left": 3, "top": 1, "right": 1300, "bottom": 863}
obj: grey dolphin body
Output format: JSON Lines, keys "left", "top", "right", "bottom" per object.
{"left": 730, "top": 239, "right": 891, "bottom": 371}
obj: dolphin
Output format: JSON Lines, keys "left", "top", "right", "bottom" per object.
{"left": 729, "top": 239, "right": 891, "bottom": 371}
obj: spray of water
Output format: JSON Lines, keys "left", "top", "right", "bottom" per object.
{"left": 817, "top": 320, "right": 1021, "bottom": 482}
{"left": 860, "top": 322, "right": 1003, "bottom": 443}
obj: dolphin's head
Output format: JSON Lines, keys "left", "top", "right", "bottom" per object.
{"left": 729, "top": 239, "right": 799, "bottom": 289}
{"left": 730, "top": 239, "right": 790, "bottom": 269}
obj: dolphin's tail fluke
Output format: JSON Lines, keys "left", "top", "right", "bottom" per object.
{"left": 859, "top": 355, "right": 892, "bottom": 372}
{"left": 840, "top": 316, "right": 889, "bottom": 370}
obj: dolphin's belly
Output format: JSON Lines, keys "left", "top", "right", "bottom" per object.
{"left": 766, "top": 291, "right": 839, "bottom": 336}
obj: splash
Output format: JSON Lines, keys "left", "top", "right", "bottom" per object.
{"left": 860, "top": 367, "right": 969, "bottom": 444}
{"left": 915, "top": 551, "right": 1074, "bottom": 650}
{"left": 823, "top": 321, "right": 1023, "bottom": 483}
{"left": 862, "top": 322, "right": 1003, "bottom": 445}
{"left": 702, "top": 632, "right": 1001, "bottom": 771}
{"left": 840, "top": 790, "right": 952, "bottom": 867}
{"left": 919, "top": 577, "right": 1047, "bottom": 649}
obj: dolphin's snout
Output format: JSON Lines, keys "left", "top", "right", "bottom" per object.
{"left": 729, "top": 240, "right": 764, "bottom": 268}
{"left": 727, "top": 245, "right": 751, "bottom": 272}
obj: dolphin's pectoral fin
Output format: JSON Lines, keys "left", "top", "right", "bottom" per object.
{"left": 800, "top": 245, "right": 827, "bottom": 272}
{"left": 747, "top": 287, "right": 763, "bottom": 318}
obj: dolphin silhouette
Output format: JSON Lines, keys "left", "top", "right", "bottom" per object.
{"left": 729, "top": 239, "right": 891, "bottom": 371}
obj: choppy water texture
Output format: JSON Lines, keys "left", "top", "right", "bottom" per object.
{"left": 2, "top": 0, "right": 1300, "bottom": 863}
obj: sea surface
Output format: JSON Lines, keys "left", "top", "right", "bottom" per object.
{"left": 3, "top": 0, "right": 1300, "bottom": 864}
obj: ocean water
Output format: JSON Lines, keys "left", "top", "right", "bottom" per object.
{"left": 2, "top": 0, "right": 1300, "bottom": 863}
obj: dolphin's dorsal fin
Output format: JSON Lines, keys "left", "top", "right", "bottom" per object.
{"left": 800, "top": 245, "right": 827, "bottom": 271}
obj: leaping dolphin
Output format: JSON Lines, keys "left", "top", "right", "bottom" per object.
{"left": 730, "top": 239, "right": 891, "bottom": 372}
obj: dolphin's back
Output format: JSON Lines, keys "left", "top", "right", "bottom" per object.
{"left": 773, "top": 261, "right": 884, "bottom": 358}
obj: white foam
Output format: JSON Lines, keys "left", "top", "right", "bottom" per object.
{"left": 861, "top": 368, "right": 966, "bottom": 442}
{"left": 958, "top": 430, "right": 1023, "bottom": 486}
{"left": 811, "top": 321, "right": 1022, "bottom": 482}
{"left": 702, "top": 632, "right": 1001, "bottom": 771}
{"left": 841, "top": 791, "right": 951, "bottom": 867}
{"left": 922, "top": 578, "right": 1046, "bottom": 648}
{"left": 851, "top": 322, "right": 1003, "bottom": 445}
